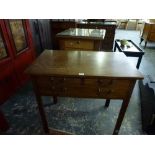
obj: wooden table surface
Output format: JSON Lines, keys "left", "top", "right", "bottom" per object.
{"left": 26, "top": 50, "right": 143, "bottom": 79}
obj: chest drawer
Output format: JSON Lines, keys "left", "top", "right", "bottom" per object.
{"left": 34, "top": 76, "right": 132, "bottom": 99}
{"left": 149, "top": 33, "right": 155, "bottom": 41}
{"left": 63, "top": 39, "right": 94, "bottom": 50}
{"left": 151, "top": 25, "right": 155, "bottom": 32}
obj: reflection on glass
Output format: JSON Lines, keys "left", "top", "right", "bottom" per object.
{"left": 0, "top": 30, "right": 8, "bottom": 59}
{"left": 9, "top": 19, "right": 28, "bottom": 53}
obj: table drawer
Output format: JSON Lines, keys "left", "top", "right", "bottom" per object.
{"left": 35, "top": 76, "right": 64, "bottom": 94}
{"left": 35, "top": 76, "right": 131, "bottom": 98}
{"left": 97, "top": 79, "right": 131, "bottom": 98}
{"left": 64, "top": 39, "right": 94, "bottom": 50}
{"left": 63, "top": 79, "right": 131, "bottom": 98}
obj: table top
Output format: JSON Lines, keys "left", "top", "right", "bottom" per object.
{"left": 115, "top": 39, "right": 144, "bottom": 53}
{"left": 26, "top": 50, "right": 143, "bottom": 80}
{"left": 56, "top": 28, "right": 106, "bottom": 40}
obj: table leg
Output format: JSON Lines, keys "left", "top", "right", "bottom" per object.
{"left": 140, "top": 37, "right": 144, "bottom": 44}
{"left": 113, "top": 99, "right": 130, "bottom": 135}
{"left": 114, "top": 42, "right": 117, "bottom": 52}
{"left": 136, "top": 55, "right": 143, "bottom": 69}
{"left": 104, "top": 99, "right": 110, "bottom": 108}
{"left": 144, "top": 41, "right": 147, "bottom": 48}
{"left": 35, "top": 94, "right": 49, "bottom": 134}
{"left": 53, "top": 96, "right": 57, "bottom": 104}
{"left": 113, "top": 80, "right": 135, "bottom": 135}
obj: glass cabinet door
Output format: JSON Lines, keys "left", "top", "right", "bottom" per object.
{"left": 0, "top": 29, "right": 8, "bottom": 60}
{"left": 9, "top": 19, "right": 28, "bottom": 54}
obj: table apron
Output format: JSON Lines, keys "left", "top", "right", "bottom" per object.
{"left": 32, "top": 76, "right": 136, "bottom": 100}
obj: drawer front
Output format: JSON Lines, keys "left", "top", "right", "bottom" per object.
{"left": 149, "top": 33, "right": 155, "bottom": 41}
{"left": 35, "top": 76, "right": 65, "bottom": 95}
{"left": 97, "top": 79, "right": 131, "bottom": 98}
{"left": 151, "top": 25, "right": 155, "bottom": 32}
{"left": 64, "top": 39, "right": 94, "bottom": 50}
{"left": 63, "top": 78, "right": 131, "bottom": 99}
{"left": 35, "top": 76, "right": 131, "bottom": 99}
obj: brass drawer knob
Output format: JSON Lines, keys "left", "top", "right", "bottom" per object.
{"left": 97, "top": 79, "right": 113, "bottom": 85}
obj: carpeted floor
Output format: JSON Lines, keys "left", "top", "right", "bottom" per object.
{"left": 1, "top": 29, "right": 155, "bottom": 135}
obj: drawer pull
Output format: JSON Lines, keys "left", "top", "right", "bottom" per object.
{"left": 97, "top": 79, "right": 113, "bottom": 85}
{"left": 76, "top": 41, "right": 80, "bottom": 44}
{"left": 98, "top": 88, "right": 101, "bottom": 93}
{"left": 59, "top": 78, "right": 66, "bottom": 82}
{"left": 97, "top": 89, "right": 113, "bottom": 95}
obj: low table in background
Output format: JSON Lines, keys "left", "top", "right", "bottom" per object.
{"left": 114, "top": 39, "right": 144, "bottom": 69}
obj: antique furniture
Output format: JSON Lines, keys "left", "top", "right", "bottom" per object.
{"left": 56, "top": 28, "right": 106, "bottom": 51}
{"left": 26, "top": 50, "right": 143, "bottom": 135}
{"left": 50, "top": 20, "right": 117, "bottom": 50}
{"left": 50, "top": 20, "right": 77, "bottom": 49}
{"left": 0, "top": 19, "right": 35, "bottom": 104}
{"left": 114, "top": 39, "right": 144, "bottom": 69}
{"left": 77, "top": 20, "right": 117, "bottom": 50}
{"left": 140, "top": 21, "right": 155, "bottom": 48}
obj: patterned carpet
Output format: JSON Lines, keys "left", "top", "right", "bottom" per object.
{"left": 1, "top": 29, "right": 155, "bottom": 135}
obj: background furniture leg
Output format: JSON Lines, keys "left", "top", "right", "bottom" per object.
{"left": 140, "top": 37, "right": 144, "bottom": 44}
{"left": 104, "top": 99, "right": 110, "bottom": 108}
{"left": 53, "top": 96, "right": 57, "bottom": 104}
{"left": 144, "top": 41, "right": 147, "bottom": 48}
{"left": 136, "top": 55, "right": 142, "bottom": 69}
{"left": 114, "top": 42, "right": 117, "bottom": 52}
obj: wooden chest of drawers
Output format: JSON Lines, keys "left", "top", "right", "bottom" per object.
{"left": 59, "top": 39, "right": 95, "bottom": 50}
{"left": 56, "top": 28, "right": 105, "bottom": 51}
